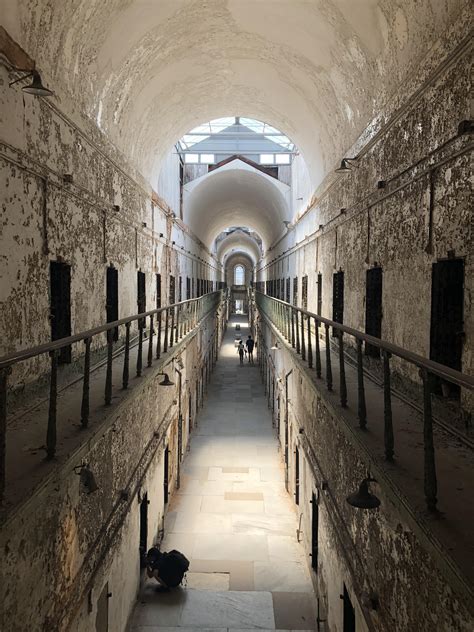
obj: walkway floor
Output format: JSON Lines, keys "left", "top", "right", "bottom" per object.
{"left": 129, "top": 314, "right": 316, "bottom": 631}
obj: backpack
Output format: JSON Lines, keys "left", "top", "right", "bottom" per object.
{"left": 160, "top": 550, "right": 190, "bottom": 587}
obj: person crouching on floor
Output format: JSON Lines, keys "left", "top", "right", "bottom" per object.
{"left": 146, "top": 547, "right": 190, "bottom": 591}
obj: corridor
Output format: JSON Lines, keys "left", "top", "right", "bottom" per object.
{"left": 130, "top": 315, "right": 316, "bottom": 631}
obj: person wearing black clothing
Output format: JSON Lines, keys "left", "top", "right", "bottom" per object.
{"left": 146, "top": 547, "right": 189, "bottom": 590}
{"left": 246, "top": 335, "right": 255, "bottom": 363}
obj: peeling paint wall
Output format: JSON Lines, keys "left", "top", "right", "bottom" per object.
{"left": 259, "top": 31, "right": 473, "bottom": 390}
{"left": 259, "top": 322, "right": 473, "bottom": 632}
{"left": 0, "top": 66, "right": 221, "bottom": 389}
{"left": 0, "top": 308, "right": 224, "bottom": 632}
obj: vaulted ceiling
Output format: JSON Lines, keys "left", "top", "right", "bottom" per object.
{"left": 4, "top": 0, "right": 466, "bottom": 189}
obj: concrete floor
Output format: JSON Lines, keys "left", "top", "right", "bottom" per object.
{"left": 129, "top": 315, "right": 316, "bottom": 631}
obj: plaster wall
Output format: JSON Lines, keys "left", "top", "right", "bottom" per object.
{"left": 259, "top": 319, "right": 473, "bottom": 632}
{"left": 0, "top": 65, "right": 221, "bottom": 389}
{"left": 259, "top": 34, "right": 473, "bottom": 387}
{"left": 0, "top": 308, "right": 223, "bottom": 632}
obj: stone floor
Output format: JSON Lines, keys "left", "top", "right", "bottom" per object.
{"left": 129, "top": 315, "right": 316, "bottom": 631}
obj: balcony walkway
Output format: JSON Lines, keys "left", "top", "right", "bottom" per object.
{"left": 129, "top": 314, "right": 316, "bottom": 631}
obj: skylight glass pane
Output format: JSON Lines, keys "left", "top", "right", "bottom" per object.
{"left": 260, "top": 154, "right": 274, "bottom": 164}
{"left": 275, "top": 154, "right": 290, "bottom": 164}
{"left": 185, "top": 154, "right": 199, "bottom": 163}
{"left": 200, "top": 154, "right": 214, "bottom": 164}
{"left": 240, "top": 117, "right": 265, "bottom": 133}
{"left": 182, "top": 134, "right": 209, "bottom": 147}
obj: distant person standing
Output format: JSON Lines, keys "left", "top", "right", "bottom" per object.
{"left": 237, "top": 340, "right": 245, "bottom": 365}
{"left": 246, "top": 335, "right": 255, "bottom": 363}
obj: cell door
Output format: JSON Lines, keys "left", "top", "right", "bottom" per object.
{"left": 163, "top": 446, "right": 169, "bottom": 504}
{"left": 169, "top": 275, "right": 176, "bottom": 304}
{"left": 311, "top": 492, "right": 319, "bottom": 570}
{"left": 95, "top": 582, "right": 109, "bottom": 632}
{"left": 50, "top": 261, "right": 72, "bottom": 364}
{"left": 430, "top": 259, "right": 464, "bottom": 398}
{"left": 332, "top": 271, "right": 344, "bottom": 336}
{"left": 286, "top": 277, "right": 291, "bottom": 303}
{"left": 156, "top": 273, "right": 162, "bottom": 309}
{"left": 294, "top": 445, "right": 300, "bottom": 505}
{"left": 317, "top": 273, "right": 322, "bottom": 315}
{"left": 186, "top": 276, "right": 191, "bottom": 300}
{"left": 178, "top": 276, "right": 182, "bottom": 302}
{"left": 343, "top": 584, "right": 356, "bottom": 632}
{"left": 302, "top": 275, "right": 308, "bottom": 311}
{"left": 137, "top": 270, "right": 146, "bottom": 328}
{"left": 106, "top": 266, "right": 119, "bottom": 342}
{"left": 365, "top": 267, "right": 382, "bottom": 357}
{"left": 139, "top": 493, "right": 148, "bottom": 568}
{"left": 293, "top": 277, "right": 298, "bottom": 306}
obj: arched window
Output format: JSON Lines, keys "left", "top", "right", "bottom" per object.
{"left": 234, "top": 265, "right": 245, "bottom": 285}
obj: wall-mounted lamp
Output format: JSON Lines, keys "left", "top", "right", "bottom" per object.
{"left": 9, "top": 70, "right": 53, "bottom": 97}
{"left": 157, "top": 372, "right": 174, "bottom": 386}
{"left": 63, "top": 174, "right": 73, "bottom": 184}
{"left": 340, "top": 208, "right": 346, "bottom": 215}
{"left": 142, "top": 222, "right": 147, "bottom": 228}
{"left": 377, "top": 180, "right": 386, "bottom": 189}
{"left": 74, "top": 464, "right": 98, "bottom": 494}
{"left": 172, "top": 240, "right": 176, "bottom": 245}
{"left": 113, "top": 205, "right": 120, "bottom": 213}
{"left": 346, "top": 477, "right": 380, "bottom": 509}
{"left": 335, "top": 157, "right": 358, "bottom": 174}
{"left": 159, "top": 232, "right": 164, "bottom": 238}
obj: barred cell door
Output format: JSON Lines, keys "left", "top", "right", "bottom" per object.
{"left": 311, "top": 492, "right": 319, "bottom": 570}
{"left": 294, "top": 445, "right": 300, "bottom": 505}
{"left": 302, "top": 275, "right": 308, "bottom": 311}
{"left": 332, "top": 271, "right": 344, "bottom": 336}
{"left": 137, "top": 270, "right": 146, "bottom": 328}
{"left": 95, "top": 582, "right": 109, "bottom": 632}
{"left": 430, "top": 259, "right": 464, "bottom": 398}
{"left": 163, "top": 446, "right": 170, "bottom": 504}
{"left": 343, "top": 584, "right": 356, "bottom": 632}
{"left": 365, "top": 267, "right": 382, "bottom": 356}
{"left": 50, "top": 261, "right": 72, "bottom": 364}
{"left": 106, "top": 266, "right": 119, "bottom": 341}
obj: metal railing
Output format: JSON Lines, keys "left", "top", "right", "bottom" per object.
{"left": 253, "top": 290, "right": 474, "bottom": 513}
{"left": 0, "top": 290, "right": 227, "bottom": 502}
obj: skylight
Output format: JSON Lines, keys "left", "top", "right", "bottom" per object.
{"left": 177, "top": 117, "right": 296, "bottom": 154}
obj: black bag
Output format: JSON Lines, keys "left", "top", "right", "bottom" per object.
{"left": 160, "top": 550, "right": 190, "bottom": 587}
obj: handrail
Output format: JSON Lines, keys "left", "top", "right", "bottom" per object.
{"left": 0, "top": 292, "right": 222, "bottom": 370}
{"left": 255, "top": 291, "right": 473, "bottom": 390}
{"left": 253, "top": 289, "right": 472, "bottom": 513}
{"left": 0, "top": 290, "right": 228, "bottom": 503}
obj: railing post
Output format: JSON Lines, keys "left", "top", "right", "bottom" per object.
{"left": 356, "top": 339, "right": 367, "bottom": 429}
{"left": 383, "top": 351, "right": 394, "bottom": 461}
{"left": 315, "top": 319, "right": 321, "bottom": 378}
{"left": 164, "top": 308, "right": 169, "bottom": 353}
{"left": 46, "top": 350, "right": 58, "bottom": 460}
{"left": 291, "top": 308, "right": 296, "bottom": 348}
{"left": 81, "top": 337, "right": 91, "bottom": 428}
{"left": 0, "top": 366, "right": 11, "bottom": 502}
{"left": 137, "top": 323, "right": 143, "bottom": 377}
{"left": 324, "top": 324, "right": 332, "bottom": 391}
{"left": 147, "top": 315, "right": 154, "bottom": 367}
{"left": 123, "top": 322, "right": 131, "bottom": 389}
{"left": 170, "top": 306, "right": 175, "bottom": 348}
{"left": 307, "top": 316, "right": 313, "bottom": 369}
{"left": 105, "top": 328, "right": 114, "bottom": 405}
{"left": 338, "top": 331, "right": 347, "bottom": 407}
{"left": 156, "top": 312, "right": 162, "bottom": 359}
{"left": 422, "top": 369, "right": 438, "bottom": 512}
{"left": 300, "top": 313, "right": 306, "bottom": 361}
{"left": 286, "top": 305, "right": 290, "bottom": 341}
{"left": 295, "top": 310, "right": 301, "bottom": 354}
